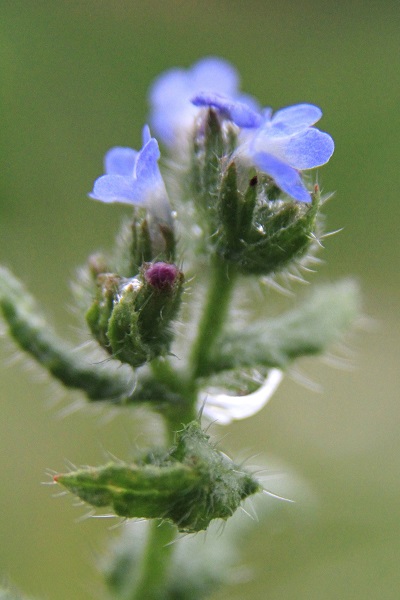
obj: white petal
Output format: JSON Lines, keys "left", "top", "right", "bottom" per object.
{"left": 198, "top": 369, "right": 283, "bottom": 425}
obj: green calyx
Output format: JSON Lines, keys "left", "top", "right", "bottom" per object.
{"left": 98, "top": 211, "right": 176, "bottom": 281}
{"left": 130, "top": 217, "right": 177, "bottom": 275}
{"left": 54, "top": 421, "right": 261, "bottom": 533}
{"left": 216, "top": 171, "right": 322, "bottom": 275}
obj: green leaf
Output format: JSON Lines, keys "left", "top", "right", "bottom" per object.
{"left": 0, "top": 266, "right": 134, "bottom": 401}
{"left": 55, "top": 462, "right": 197, "bottom": 517}
{"left": 54, "top": 421, "right": 261, "bottom": 533}
{"left": 204, "top": 279, "right": 361, "bottom": 375}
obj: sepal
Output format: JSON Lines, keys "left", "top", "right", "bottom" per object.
{"left": 189, "top": 109, "right": 238, "bottom": 236}
{"left": 217, "top": 161, "right": 242, "bottom": 250}
{"left": 85, "top": 273, "right": 121, "bottom": 348}
{"left": 105, "top": 278, "right": 146, "bottom": 366}
{"left": 54, "top": 421, "right": 261, "bottom": 533}
{"left": 130, "top": 217, "right": 154, "bottom": 273}
{"left": 203, "top": 108, "right": 224, "bottom": 200}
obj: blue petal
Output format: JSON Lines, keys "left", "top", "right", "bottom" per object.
{"left": 190, "top": 57, "right": 239, "bottom": 96}
{"left": 89, "top": 174, "right": 146, "bottom": 205}
{"left": 141, "top": 124, "right": 152, "bottom": 145}
{"left": 268, "top": 104, "right": 323, "bottom": 136}
{"left": 149, "top": 56, "right": 238, "bottom": 108}
{"left": 148, "top": 57, "right": 242, "bottom": 146}
{"left": 237, "top": 92, "right": 261, "bottom": 116}
{"left": 282, "top": 128, "right": 335, "bottom": 170}
{"left": 149, "top": 68, "right": 189, "bottom": 108}
{"left": 150, "top": 111, "right": 178, "bottom": 148}
{"left": 262, "top": 107, "right": 273, "bottom": 120}
{"left": 251, "top": 152, "right": 311, "bottom": 202}
{"left": 191, "top": 92, "right": 262, "bottom": 128}
{"left": 148, "top": 69, "right": 191, "bottom": 145}
{"left": 104, "top": 147, "right": 138, "bottom": 176}
{"left": 135, "top": 138, "right": 161, "bottom": 183}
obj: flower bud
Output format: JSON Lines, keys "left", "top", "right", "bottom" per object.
{"left": 86, "top": 262, "right": 184, "bottom": 368}
{"left": 132, "top": 262, "right": 184, "bottom": 359}
{"left": 237, "top": 183, "right": 321, "bottom": 275}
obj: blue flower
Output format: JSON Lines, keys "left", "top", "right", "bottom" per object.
{"left": 188, "top": 92, "right": 334, "bottom": 202}
{"left": 241, "top": 104, "right": 335, "bottom": 202}
{"left": 148, "top": 56, "right": 334, "bottom": 202}
{"left": 89, "top": 126, "right": 172, "bottom": 224}
{"left": 188, "top": 91, "right": 334, "bottom": 203}
{"left": 149, "top": 57, "right": 257, "bottom": 146}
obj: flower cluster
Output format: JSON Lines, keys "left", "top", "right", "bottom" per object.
{"left": 90, "top": 56, "right": 333, "bottom": 212}
{"left": 87, "top": 56, "right": 336, "bottom": 424}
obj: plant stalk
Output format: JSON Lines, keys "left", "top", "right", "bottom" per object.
{"left": 190, "top": 257, "right": 237, "bottom": 379}
{"left": 128, "top": 520, "right": 176, "bottom": 600}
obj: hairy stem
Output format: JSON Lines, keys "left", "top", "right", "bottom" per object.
{"left": 148, "top": 257, "right": 237, "bottom": 434}
{"left": 190, "top": 257, "right": 237, "bottom": 379}
{"left": 126, "top": 255, "right": 237, "bottom": 597}
{"left": 0, "top": 267, "right": 133, "bottom": 401}
{"left": 128, "top": 520, "right": 176, "bottom": 600}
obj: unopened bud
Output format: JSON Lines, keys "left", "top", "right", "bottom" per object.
{"left": 133, "top": 262, "right": 184, "bottom": 359}
{"left": 86, "top": 262, "right": 184, "bottom": 368}
{"left": 144, "top": 261, "right": 180, "bottom": 290}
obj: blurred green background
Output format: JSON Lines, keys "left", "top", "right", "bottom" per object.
{"left": 0, "top": 1, "right": 399, "bottom": 599}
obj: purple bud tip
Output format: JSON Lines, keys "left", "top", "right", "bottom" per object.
{"left": 145, "top": 262, "right": 181, "bottom": 290}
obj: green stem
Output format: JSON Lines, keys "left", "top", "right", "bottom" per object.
{"left": 128, "top": 520, "right": 176, "bottom": 600}
{"left": 190, "top": 257, "right": 237, "bottom": 379}
{"left": 146, "top": 257, "right": 237, "bottom": 441}
{"left": 125, "top": 257, "right": 236, "bottom": 599}
{"left": 125, "top": 260, "right": 237, "bottom": 600}
{"left": 150, "top": 357, "right": 185, "bottom": 395}
{"left": 150, "top": 357, "right": 196, "bottom": 439}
